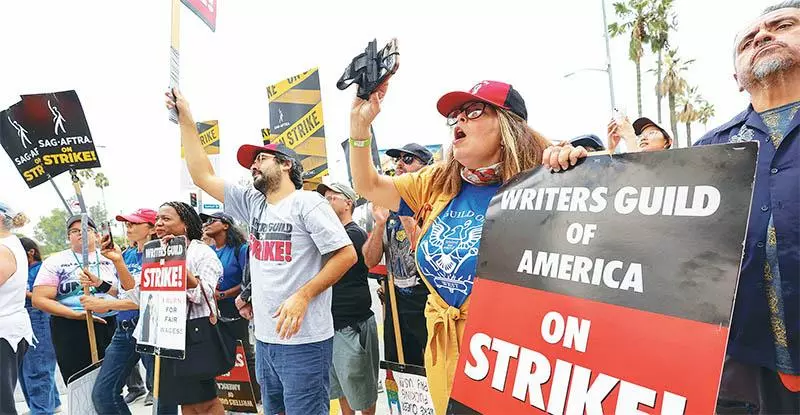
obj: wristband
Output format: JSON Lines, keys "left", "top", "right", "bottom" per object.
{"left": 349, "top": 136, "right": 371, "bottom": 148}
{"left": 97, "top": 281, "right": 112, "bottom": 294}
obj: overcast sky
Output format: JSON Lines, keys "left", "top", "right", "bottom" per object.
{"left": 0, "top": 0, "right": 771, "bottom": 237}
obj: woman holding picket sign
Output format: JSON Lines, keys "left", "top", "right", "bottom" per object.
{"left": 129, "top": 201, "right": 227, "bottom": 415}
{"left": 78, "top": 208, "right": 180, "bottom": 415}
{"left": 349, "top": 78, "right": 550, "bottom": 413}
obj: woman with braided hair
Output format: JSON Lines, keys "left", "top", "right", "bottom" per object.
{"left": 129, "top": 201, "right": 225, "bottom": 414}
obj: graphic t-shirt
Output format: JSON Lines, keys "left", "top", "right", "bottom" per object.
{"left": 34, "top": 249, "right": 119, "bottom": 318}
{"left": 331, "top": 222, "right": 372, "bottom": 330}
{"left": 224, "top": 184, "right": 352, "bottom": 345}
{"left": 117, "top": 248, "right": 143, "bottom": 321}
{"left": 415, "top": 182, "right": 500, "bottom": 307}
{"left": 214, "top": 244, "right": 248, "bottom": 318}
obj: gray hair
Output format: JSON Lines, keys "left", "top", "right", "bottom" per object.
{"left": 763, "top": 0, "right": 800, "bottom": 15}
{"left": 733, "top": 1, "right": 800, "bottom": 62}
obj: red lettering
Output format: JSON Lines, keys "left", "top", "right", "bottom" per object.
{"left": 249, "top": 234, "right": 293, "bottom": 263}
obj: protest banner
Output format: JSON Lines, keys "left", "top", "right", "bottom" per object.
{"left": 215, "top": 340, "right": 258, "bottom": 413}
{"left": 447, "top": 143, "right": 758, "bottom": 415}
{"left": 67, "top": 361, "right": 102, "bottom": 415}
{"left": 266, "top": 67, "right": 327, "bottom": 190}
{"left": 136, "top": 237, "right": 188, "bottom": 358}
{"left": 181, "top": 0, "right": 217, "bottom": 32}
{"left": 381, "top": 362, "right": 436, "bottom": 415}
{"left": 1, "top": 90, "right": 100, "bottom": 188}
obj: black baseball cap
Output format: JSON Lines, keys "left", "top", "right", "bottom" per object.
{"left": 633, "top": 117, "right": 671, "bottom": 141}
{"left": 570, "top": 134, "right": 606, "bottom": 151}
{"left": 66, "top": 215, "right": 97, "bottom": 231}
{"left": 199, "top": 211, "right": 235, "bottom": 225}
{"left": 236, "top": 143, "right": 300, "bottom": 169}
{"left": 385, "top": 143, "right": 433, "bottom": 165}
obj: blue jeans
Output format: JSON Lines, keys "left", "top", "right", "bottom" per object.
{"left": 91, "top": 321, "right": 178, "bottom": 415}
{"left": 19, "top": 307, "right": 61, "bottom": 415}
{"left": 256, "top": 338, "right": 333, "bottom": 415}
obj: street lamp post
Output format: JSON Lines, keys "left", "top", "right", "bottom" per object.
{"left": 563, "top": 0, "right": 617, "bottom": 115}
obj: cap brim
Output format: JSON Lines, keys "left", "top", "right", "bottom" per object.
{"left": 385, "top": 148, "right": 412, "bottom": 158}
{"left": 436, "top": 91, "right": 504, "bottom": 117}
{"left": 316, "top": 183, "right": 333, "bottom": 197}
{"left": 116, "top": 214, "right": 148, "bottom": 224}
{"left": 199, "top": 213, "right": 213, "bottom": 223}
{"left": 236, "top": 144, "right": 266, "bottom": 169}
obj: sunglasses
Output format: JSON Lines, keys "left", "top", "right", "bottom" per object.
{"left": 393, "top": 154, "right": 419, "bottom": 165}
{"left": 203, "top": 218, "right": 221, "bottom": 226}
{"left": 446, "top": 101, "right": 488, "bottom": 126}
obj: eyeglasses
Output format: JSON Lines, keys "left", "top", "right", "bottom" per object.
{"left": 252, "top": 153, "right": 276, "bottom": 165}
{"left": 393, "top": 154, "right": 418, "bottom": 165}
{"left": 446, "top": 102, "right": 488, "bottom": 126}
{"left": 204, "top": 218, "right": 220, "bottom": 226}
{"left": 68, "top": 228, "right": 95, "bottom": 236}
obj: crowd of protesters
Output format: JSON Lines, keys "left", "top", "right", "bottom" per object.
{"left": 1, "top": 2, "right": 798, "bottom": 415}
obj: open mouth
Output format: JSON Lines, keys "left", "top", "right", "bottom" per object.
{"left": 638, "top": 140, "right": 649, "bottom": 148}
{"left": 454, "top": 127, "right": 466, "bottom": 143}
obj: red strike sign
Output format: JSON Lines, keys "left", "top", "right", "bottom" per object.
{"left": 141, "top": 261, "right": 186, "bottom": 292}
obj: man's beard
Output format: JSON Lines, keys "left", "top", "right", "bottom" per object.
{"left": 252, "top": 166, "right": 282, "bottom": 194}
{"left": 740, "top": 54, "right": 796, "bottom": 89}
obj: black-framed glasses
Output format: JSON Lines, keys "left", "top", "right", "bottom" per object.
{"left": 446, "top": 101, "right": 487, "bottom": 126}
{"left": 393, "top": 154, "right": 418, "bottom": 165}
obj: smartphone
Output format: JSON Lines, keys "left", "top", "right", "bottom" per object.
{"left": 100, "top": 222, "right": 114, "bottom": 250}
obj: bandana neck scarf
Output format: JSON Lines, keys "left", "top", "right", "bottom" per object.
{"left": 461, "top": 162, "right": 503, "bottom": 185}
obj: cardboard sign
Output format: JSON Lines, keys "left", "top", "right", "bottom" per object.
{"left": 216, "top": 340, "right": 258, "bottom": 413}
{"left": 382, "top": 362, "right": 435, "bottom": 415}
{"left": 67, "top": 360, "right": 102, "bottom": 415}
{"left": 266, "top": 68, "right": 327, "bottom": 190}
{"left": 136, "top": 237, "right": 188, "bottom": 359}
{"left": 181, "top": 0, "right": 217, "bottom": 32}
{"left": 448, "top": 143, "right": 758, "bottom": 414}
{"left": 0, "top": 90, "right": 100, "bottom": 188}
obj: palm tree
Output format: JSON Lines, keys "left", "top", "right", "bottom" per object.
{"left": 697, "top": 100, "right": 716, "bottom": 133}
{"left": 609, "top": 0, "right": 654, "bottom": 117}
{"left": 677, "top": 86, "right": 701, "bottom": 144}
{"left": 648, "top": 0, "right": 675, "bottom": 124}
{"left": 94, "top": 172, "right": 110, "bottom": 214}
{"left": 658, "top": 49, "right": 693, "bottom": 147}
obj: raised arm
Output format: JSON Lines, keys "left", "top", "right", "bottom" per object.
{"left": 165, "top": 88, "right": 225, "bottom": 202}
{"left": 363, "top": 204, "right": 388, "bottom": 268}
{"left": 349, "top": 81, "right": 401, "bottom": 211}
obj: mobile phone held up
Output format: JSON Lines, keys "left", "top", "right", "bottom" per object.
{"left": 337, "top": 38, "right": 399, "bottom": 100}
{"left": 100, "top": 222, "right": 114, "bottom": 250}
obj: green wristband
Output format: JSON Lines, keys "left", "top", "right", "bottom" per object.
{"left": 350, "top": 136, "right": 371, "bottom": 148}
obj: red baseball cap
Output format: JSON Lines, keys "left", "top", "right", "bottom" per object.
{"left": 437, "top": 80, "right": 528, "bottom": 121}
{"left": 116, "top": 208, "right": 157, "bottom": 225}
{"left": 236, "top": 143, "right": 299, "bottom": 169}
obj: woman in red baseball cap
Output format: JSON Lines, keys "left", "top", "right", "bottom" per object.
{"left": 349, "top": 79, "right": 550, "bottom": 413}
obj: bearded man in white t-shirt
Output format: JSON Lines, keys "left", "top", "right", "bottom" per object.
{"left": 166, "top": 89, "right": 357, "bottom": 415}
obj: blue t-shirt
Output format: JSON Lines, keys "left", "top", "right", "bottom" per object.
{"left": 414, "top": 182, "right": 500, "bottom": 307}
{"left": 214, "top": 244, "right": 248, "bottom": 310}
{"left": 118, "top": 248, "right": 143, "bottom": 322}
{"left": 25, "top": 262, "right": 41, "bottom": 307}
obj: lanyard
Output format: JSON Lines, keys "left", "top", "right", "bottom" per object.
{"left": 72, "top": 250, "right": 102, "bottom": 286}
